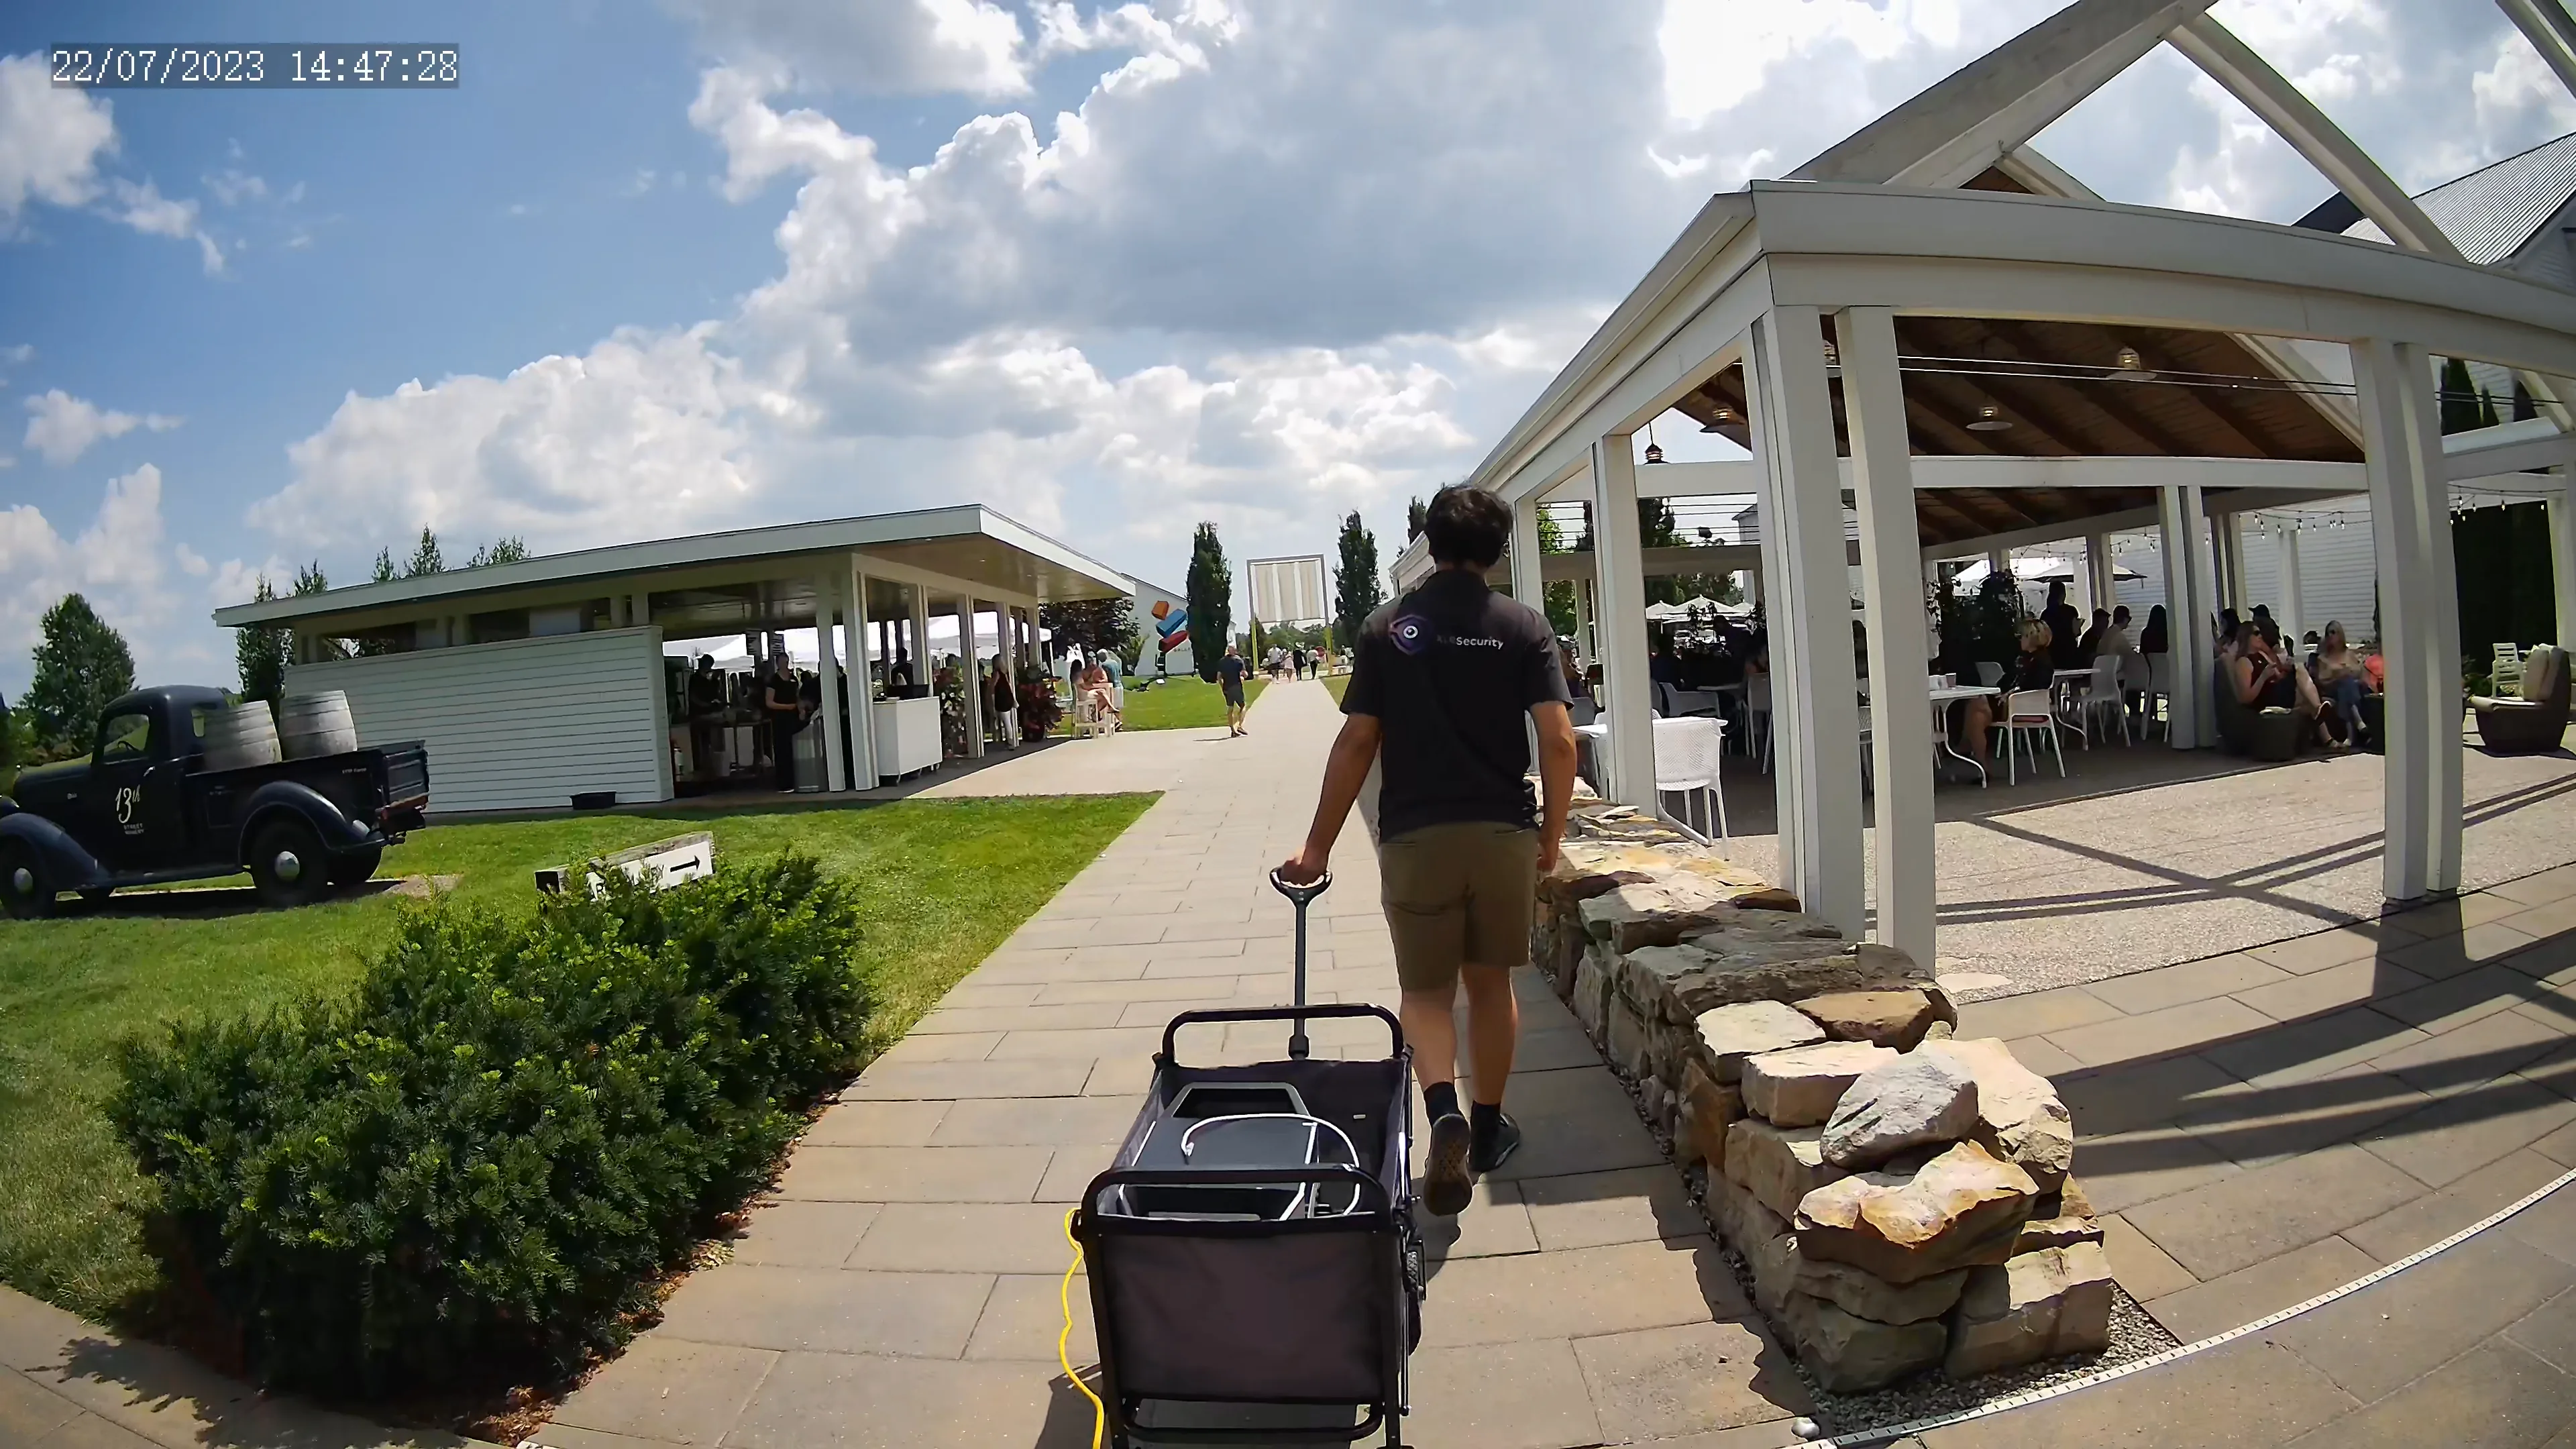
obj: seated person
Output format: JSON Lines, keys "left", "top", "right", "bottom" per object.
{"left": 1933, "top": 643, "right": 1995, "bottom": 764}
{"left": 2233, "top": 620, "right": 2331, "bottom": 747}
{"left": 2310, "top": 621, "right": 2371, "bottom": 743}
{"left": 2011, "top": 621, "right": 2056, "bottom": 691}
{"left": 1079, "top": 660, "right": 1120, "bottom": 727}
{"left": 1649, "top": 639, "right": 1681, "bottom": 686}
{"left": 2076, "top": 608, "right": 2109, "bottom": 662}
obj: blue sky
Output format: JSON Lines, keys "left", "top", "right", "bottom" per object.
{"left": 3, "top": 0, "right": 2572, "bottom": 698}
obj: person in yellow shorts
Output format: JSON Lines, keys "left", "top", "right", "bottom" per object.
{"left": 1277, "top": 486, "right": 1577, "bottom": 1216}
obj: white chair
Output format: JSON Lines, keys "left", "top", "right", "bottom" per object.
{"left": 1974, "top": 661, "right": 2005, "bottom": 688}
{"left": 1652, "top": 716, "right": 1728, "bottom": 843}
{"left": 2068, "top": 655, "right": 2129, "bottom": 747}
{"left": 1746, "top": 672, "right": 1774, "bottom": 773}
{"left": 2145, "top": 652, "right": 2174, "bottom": 738}
{"left": 1998, "top": 688, "right": 2065, "bottom": 784}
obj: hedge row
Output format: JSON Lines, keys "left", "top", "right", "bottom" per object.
{"left": 111, "top": 851, "right": 867, "bottom": 1393}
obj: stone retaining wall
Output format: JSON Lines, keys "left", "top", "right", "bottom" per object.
{"left": 1536, "top": 804, "right": 2110, "bottom": 1393}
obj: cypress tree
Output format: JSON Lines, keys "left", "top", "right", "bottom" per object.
{"left": 1332, "top": 511, "right": 1383, "bottom": 651}
{"left": 235, "top": 576, "right": 289, "bottom": 703}
{"left": 1185, "top": 523, "right": 1232, "bottom": 683}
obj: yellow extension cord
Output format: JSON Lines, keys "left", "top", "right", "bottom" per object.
{"left": 1061, "top": 1207, "right": 1107, "bottom": 1449}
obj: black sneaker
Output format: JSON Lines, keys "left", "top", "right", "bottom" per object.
{"left": 1470, "top": 1112, "right": 1522, "bottom": 1177}
{"left": 1421, "top": 1112, "right": 1472, "bottom": 1216}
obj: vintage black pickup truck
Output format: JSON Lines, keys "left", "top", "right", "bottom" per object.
{"left": 0, "top": 685, "right": 429, "bottom": 917}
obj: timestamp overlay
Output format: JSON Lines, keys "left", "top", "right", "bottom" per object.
{"left": 51, "top": 44, "right": 459, "bottom": 89}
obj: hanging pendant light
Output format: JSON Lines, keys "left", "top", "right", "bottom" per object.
{"left": 1821, "top": 338, "right": 1840, "bottom": 367}
{"left": 1967, "top": 403, "right": 2013, "bottom": 432}
{"left": 2109, "top": 345, "right": 2158, "bottom": 382}
{"left": 1701, "top": 406, "right": 1738, "bottom": 432}
{"left": 1643, "top": 420, "right": 1667, "bottom": 463}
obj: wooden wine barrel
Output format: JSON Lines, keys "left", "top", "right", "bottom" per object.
{"left": 203, "top": 700, "right": 280, "bottom": 771}
{"left": 276, "top": 691, "right": 358, "bottom": 760}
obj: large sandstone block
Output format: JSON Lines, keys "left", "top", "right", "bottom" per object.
{"left": 1781, "top": 1293, "right": 1947, "bottom": 1393}
{"left": 1740, "top": 1041, "right": 1898, "bottom": 1127}
{"left": 1659, "top": 941, "right": 1934, "bottom": 1021}
{"left": 1581, "top": 875, "right": 1749, "bottom": 954}
{"left": 1725, "top": 1119, "right": 1849, "bottom": 1223}
{"left": 1676, "top": 1062, "right": 1741, "bottom": 1174}
{"left": 1793, "top": 1252, "right": 1968, "bottom": 1326}
{"left": 1795, "top": 989, "right": 1946, "bottom": 1050}
{"left": 1570, "top": 947, "right": 1613, "bottom": 1044}
{"left": 1705, "top": 1171, "right": 1799, "bottom": 1316}
{"left": 1821, "top": 1052, "right": 1982, "bottom": 1169}
{"left": 1918, "top": 1038, "right": 2074, "bottom": 1190}
{"left": 1944, "top": 1241, "right": 2115, "bottom": 1379}
{"left": 1794, "top": 1141, "right": 2038, "bottom": 1285}
{"left": 1695, "top": 1001, "right": 1826, "bottom": 1084}
{"left": 1604, "top": 991, "right": 1658, "bottom": 1079}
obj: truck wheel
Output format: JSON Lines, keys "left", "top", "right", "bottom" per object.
{"left": 248, "top": 819, "right": 331, "bottom": 909}
{"left": 0, "top": 843, "right": 56, "bottom": 920}
{"left": 328, "top": 846, "right": 384, "bottom": 888}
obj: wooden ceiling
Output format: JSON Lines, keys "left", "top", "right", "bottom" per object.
{"left": 1662, "top": 167, "right": 2365, "bottom": 546}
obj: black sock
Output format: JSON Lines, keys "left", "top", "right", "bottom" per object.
{"left": 1470, "top": 1101, "right": 1503, "bottom": 1151}
{"left": 1424, "top": 1081, "right": 1460, "bottom": 1122}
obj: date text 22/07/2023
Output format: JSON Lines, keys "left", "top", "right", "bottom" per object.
{"left": 50, "top": 44, "right": 458, "bottom": 89}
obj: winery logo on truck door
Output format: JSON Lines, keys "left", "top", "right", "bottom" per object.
{"left": 115, "top": 786, "right": 142, "bottom": 832}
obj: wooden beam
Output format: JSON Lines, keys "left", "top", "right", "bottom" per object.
{"left": 1980, "top": 318, "right": 2221, "bottom": 456}
{"left": 1914, "top": 371, "right": 2088, "bottom": 455}
{"left": 2114, "top": 333, "right": 2292, "bottom": 457}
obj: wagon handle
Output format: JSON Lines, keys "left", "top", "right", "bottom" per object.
{"left": 1267, "top": 867, "right": 1330, "bottom": 1057}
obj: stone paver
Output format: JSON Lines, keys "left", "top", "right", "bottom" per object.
{"left": 537, "top": 681, "right": 1812, "bottom": 1448}
{"left": 1926, "top": 1183, "right": 2576, "bottom": 1449}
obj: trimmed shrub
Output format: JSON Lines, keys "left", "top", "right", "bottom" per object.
{"left": 111, "top": 852, "right": 865, "bottom": 1394}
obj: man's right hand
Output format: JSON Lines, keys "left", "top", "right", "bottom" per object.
{"left": 1276, "top": 846, "right": 1328, "bottom": 885}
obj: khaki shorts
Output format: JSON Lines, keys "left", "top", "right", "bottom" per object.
{"left": 1377, "top": 820, "right": 1541, "bottom": 994}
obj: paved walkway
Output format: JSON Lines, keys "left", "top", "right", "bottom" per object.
{"left": 1913, "top": 1177, "right": 2576, "bottom": 1449}
{"left": 1715, "top": 731, "right": 2576, "bottom": 994}
{"left": 537, "top": 680, "right": 1812, "bottom": 1448}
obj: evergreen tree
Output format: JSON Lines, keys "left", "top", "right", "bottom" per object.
{"left": 1331, "top": 511, "right": 1383, "bottom": 651}
{"left": 2478, "top": 388, "right": 2502, "bottom": 429}
{"left": 1405, "top": 497, "right": 1427, "bottom": 542}
{"left": 1040, "top": 598, "right": 1139, "bottom": 665}
{"left": 465, "top": 536, "right": 529, "bottom": 568}
{"left": 2439, "top": 357, "right": 2481, "bottom": 433}
{"left": 26, "top": 594, "right": 135, "bottom": 748}
{"left": 1185, "top": 522, "right": 1232, "bottom": 683}
{"left": 354, "top": 549, "right": 402, "bottom": 656}
{"left": 235, "top": 576, "right": 290, "bottom": 703}
{"left": 291, "top": 563, "right": 351, "bottom": 662}
{"left": 371, "top": 548, "right": 396, "bottom": 584}
{"left": 405, "top": 527, "right": 445, "bottom": 578}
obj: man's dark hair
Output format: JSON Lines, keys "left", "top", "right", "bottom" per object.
{"left": 1423, "top": 484, "right": 1511, "bottom": 568}
{"left": 2112, "top": 606, "right": 2130, "bottom": 625}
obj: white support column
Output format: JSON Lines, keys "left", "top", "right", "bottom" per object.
{"left": 1591, "top": 436, "right": 1656, "bottom": 808}
{"left": 2553, "top": 474, "right": 2576, "bottom": 647}
{"left": 2155, "top": 486, "right": 2208, "bottom": 749}
{"left": 2394, "top": 345, "right": 2464, "bottom": 894}
{"left": 2273, "top": 521, "right": 2307, "bottom": 660}
{"left": 814, "top": 574, "right": 849, "bottom": 793}
{"left": 909, "top": 590, "right": 932, "bottom": 689}
{"left": 1509, "top": 496, "right": 1544, "bottom": 610}
{"left": 1837, "top": 306, "right": 1936, "bottom": 968}
{"left": 956, "top": 596, "right": 985, "bottom": 758}
{"left": 2085, "top": 533, "right": 2115, "bottom": 618}
{"left": 2184, "top": 485, "right": 2222, "bottom": 745}
{"left": 629, "top": 592, "right": 651, "bottom": 632}
{"left": 2354, "top": 338, "right": 2445, "bottom": 901}
{"left": 1754, "top": 307, "right": 1866, "bottom": 937}
{"left": 997, "top": 603, "right": 1022, "bottom": 747}
{"left": 847, "top": 565, "right": 878, "bottom": 785}
{"left": 608, "top": 595, "right": 629, "bottom": 629}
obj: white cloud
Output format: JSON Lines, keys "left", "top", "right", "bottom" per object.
{"left": 0, "top": 52, "right": 117, "bottom": 228}
{"left": 666, "top": 0, "right": 1032, "bottom": 99}
{"left": 0, "top": 464, "right": 217, "bottom": 690}
{"left": 203, "top": 167, "right": 268, "bottom": 206}
{"left": 23, "top": 390, "right": 181, "bottom": 466}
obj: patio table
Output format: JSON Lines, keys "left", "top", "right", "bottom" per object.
{"left": 1929, "top": 683, "right": 2000, "bottom": 785}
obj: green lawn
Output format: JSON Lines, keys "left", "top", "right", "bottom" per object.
{"left": 1322, "top": 673, "right": 1351, "bottom": 705}
{"left": 1106, "top": 675, "right": 1265, "bottom": 731}
{"left": 0, "top": 794, "right": 1152, "bottom": 1324}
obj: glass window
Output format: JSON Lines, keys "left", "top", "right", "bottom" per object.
{"left": 97, "top": 712, "right": 152, "bottom": 762}
{"left": 188, "top": 706, "right": 214, "bottom": 742}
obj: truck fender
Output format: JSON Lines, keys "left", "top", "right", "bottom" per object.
{"left": 0, "top": 811, "right": 109, "bottom": 891}
{"left": 235, "top": 780, "right": 376, "bottom": 866}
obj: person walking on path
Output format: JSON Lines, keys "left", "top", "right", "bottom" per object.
{"left": 1218, "top": 643, "right": 1252, "bottom": 736}
{"left": 1276, "top": 485, "right": 1578, "bottom": 1216}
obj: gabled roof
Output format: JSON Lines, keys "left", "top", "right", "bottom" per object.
{"left": 2344, "top": 130, "right": 2576, "bottom": 266}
